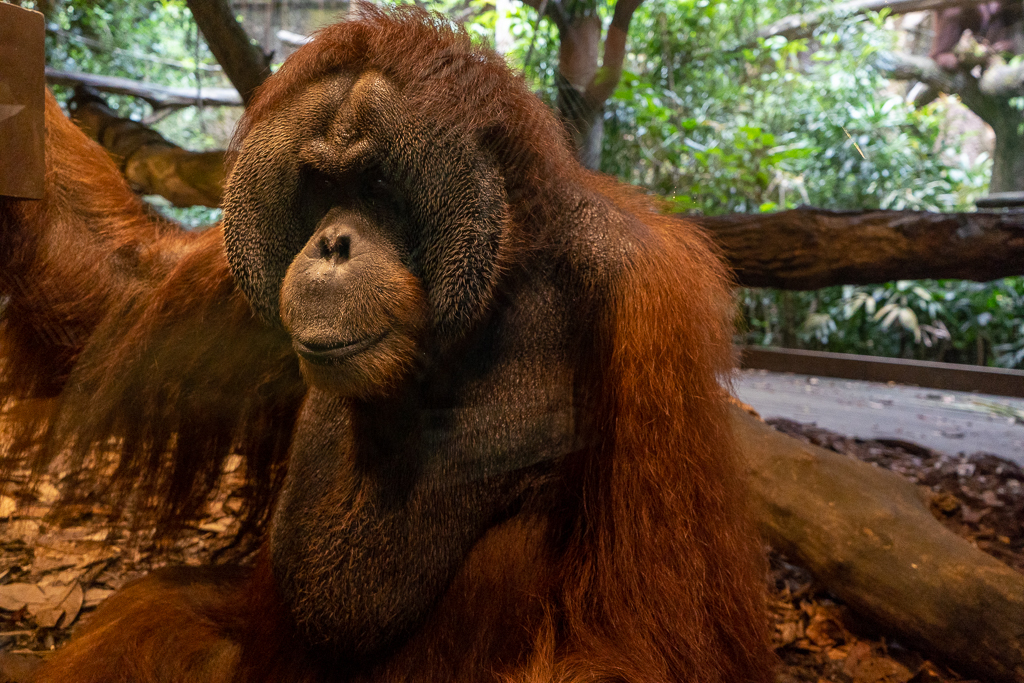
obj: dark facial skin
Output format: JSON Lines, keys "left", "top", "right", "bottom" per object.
{"left": 279, "top": 204, "right": 428, "bottom": 397}
{"left": 224, "top": 73, "right": 508, "bottom": 363}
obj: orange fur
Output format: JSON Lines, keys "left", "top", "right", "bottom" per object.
{"left": 0, "top": 93, "right": 303, "bottom": 533}
{"left": 6, "top": 8, "right": 773, "bottom": 682}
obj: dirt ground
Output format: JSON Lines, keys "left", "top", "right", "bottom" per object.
{"left": 0, "top": 419, "right": 1020, "bottom": 682}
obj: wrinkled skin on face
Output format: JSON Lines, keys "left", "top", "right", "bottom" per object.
{"left": 225, "top": 73, "right": 509, "bottom": 399}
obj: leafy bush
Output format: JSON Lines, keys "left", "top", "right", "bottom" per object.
{"left": 45, "top": 0, "right": 235, "bottom": 227}
{"left": 738, "top": 278, "right": 1024, "bottom": 368}
{"left": 601, "top": 4, "right": 990, "bottom": 214}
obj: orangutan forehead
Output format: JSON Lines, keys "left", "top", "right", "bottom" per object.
{"left": 252, "top": 74, "right": 359, "bottom": 136}
{"left": 246, "top": 72, "right": 415, "bottom": 143}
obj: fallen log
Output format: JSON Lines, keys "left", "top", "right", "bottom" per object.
{"left": 732, "top": 404, "right": 1024, "bottom": 682}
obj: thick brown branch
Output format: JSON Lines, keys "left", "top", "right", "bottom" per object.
{"left": 584, "top": 0, "right": 644, "bottom": 107}
{"left": 697, "top": 207, "right": 1024, "bottom": 289}
{"left": 875, "top": 51, "right": 963, "bottom": 94}
{"left": 70, "top": 90, "right": 225, "bottom": 208}
{"left": 874, "top": 51, "right": 1009, "bottom": 122}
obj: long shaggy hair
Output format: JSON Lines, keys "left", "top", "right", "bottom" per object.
{"left": 3, "top": 8, "right": 772, "bottom": 682}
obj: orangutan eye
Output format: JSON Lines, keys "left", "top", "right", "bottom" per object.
{"left": 362, "top": 167, "right": 407, "bottom": 217}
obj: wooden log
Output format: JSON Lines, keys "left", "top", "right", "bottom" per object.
{"left": 698, "top": 207, "right": 1024, "bottom": 288}
{"left": 732, "top": 404, "right": 1024, "bottom": 682}
{"left": 977, "top": 191, "right": 1024, "bottom": 208}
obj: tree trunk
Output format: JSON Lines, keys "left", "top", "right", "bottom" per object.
{"left": 555, "top": 74, "right": 604, "bottom": 170}
{"left": 555, "top": 14, "right": 604, "bottom": 168}
{"left": 990, "top": 114, "right": 1024, "bottom": 193}
{"left": 733, "top": 405, "right": 1024, "bottom": 683}
{"left": 877, "top": 51, "right": 1024, "bottom": 193}
{"left": 521, "top": 0, "right": 643, "bottom": 168}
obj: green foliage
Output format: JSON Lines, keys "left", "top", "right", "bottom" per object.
{"left": 602, "top": 2, "right": 990, "bottom": 214}
{"left": 144, "top": 198, "right": 223, "bottom": 230}
{"left": 47, "top": 1, "right": 223, "bottom": 114}
{"left": 586, "top": 0, "right": 1011, "bottom": 366}
{"left": 739, "top": 278, "right": 1024, "bottom": 368}
{"left": 500, "top": 2, "right": 564, "bottom": 107}
{"left": 44, "top": 0, "right": 237, "bottom": 227}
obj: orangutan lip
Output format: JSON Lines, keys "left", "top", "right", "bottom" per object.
{"left": 293, "top": 333, "right": 384, "bottom": 365}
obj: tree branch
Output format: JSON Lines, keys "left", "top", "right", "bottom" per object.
{"left": 873, "top": 50, "right": 1006, "bottom": 125}
{"left": 69, "top": 88, "right": 225, "bottom": 207}
{"left": 584, "top": 0, "right": 644, "bottom": 107}
{"left": 757, "top": 0, "right": 997, "bottom": 43}
{"left": 519, "top": 0, "right": 568, "bottom": 34}
{"left": 186, "top": 0, "right": 269, "bottom": 105}
{"left": 45, "top": 68, "right": 242, "bottom": 109}
{"left": 734, "top": 406, "right": 1024, "bottom": 683}
{"left": 874, "top": 50, "right": 962, "bottom": 92}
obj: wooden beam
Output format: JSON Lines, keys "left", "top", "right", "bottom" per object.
{"left": 739, "top": 346, "right": 1024, "bottom": 398}
{"left": 697, "top": 207, "right": 1024, "bottom": 289}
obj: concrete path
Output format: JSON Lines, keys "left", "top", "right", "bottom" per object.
{"left": 732, "top": 369, "right": 1024, "bottom": 465}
